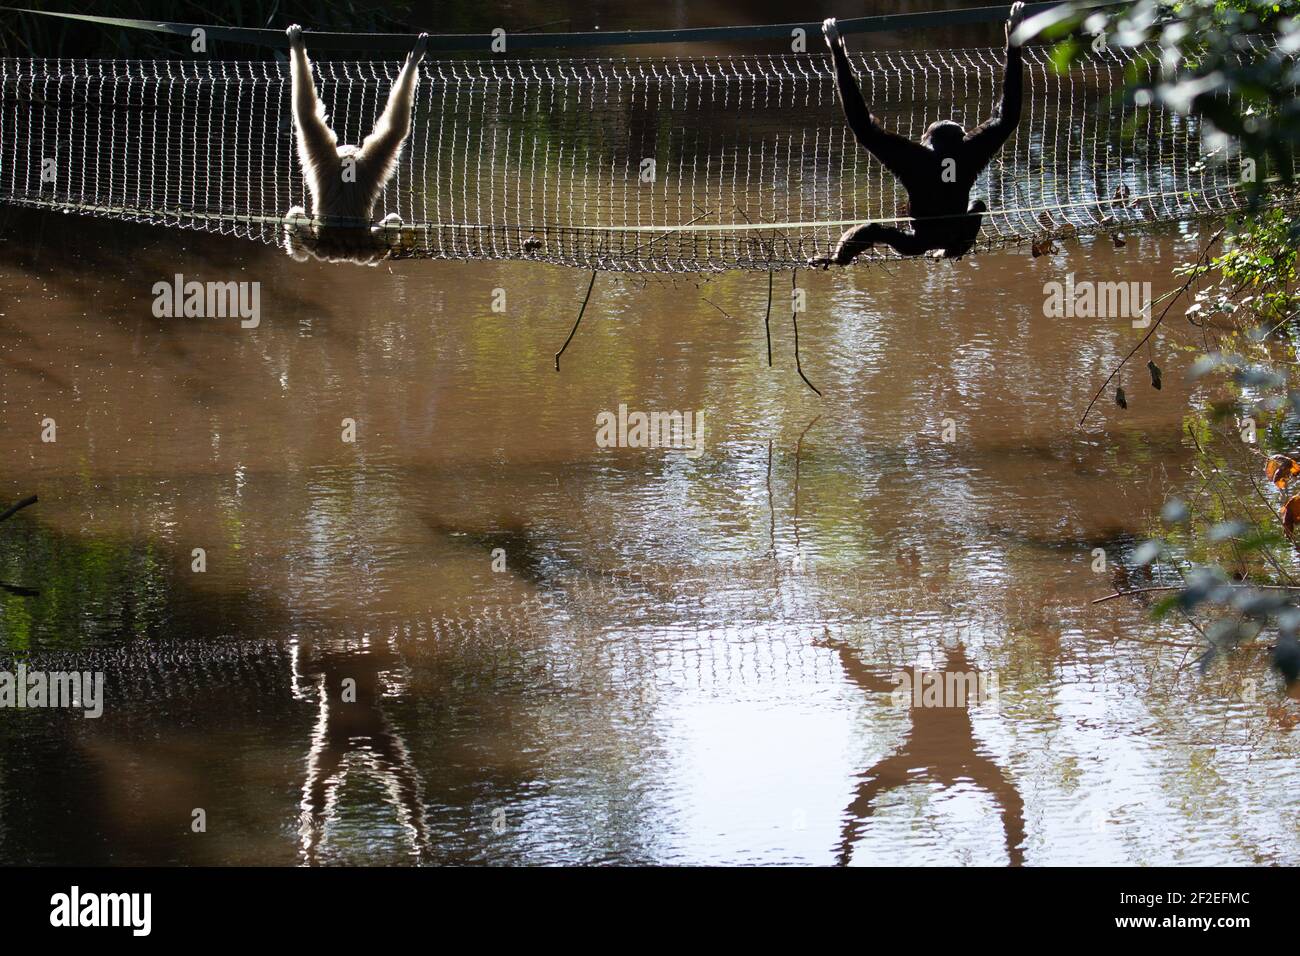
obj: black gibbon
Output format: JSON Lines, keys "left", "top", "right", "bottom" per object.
{"left": 282, "top": 24, "right": 428, "bottom": 265}
{"left": 810, "top": 2, "right": 1025, "bottom": 266}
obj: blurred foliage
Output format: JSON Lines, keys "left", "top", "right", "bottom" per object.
{"left": 0, "top": 514, "right": 172, "bottom": 649}
{"left": 1024, "top": 0, "right": 1300, "bottom": 684}
{"left": 1022, "top": 0, "right": 1300, "bottom": 194}
{"left": 1133, "top": 208, "right": 1300, "bottom": 681}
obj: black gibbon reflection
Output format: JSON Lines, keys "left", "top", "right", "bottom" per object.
{"left": 820, "top": 634, "right": 1025, "bottom": 866}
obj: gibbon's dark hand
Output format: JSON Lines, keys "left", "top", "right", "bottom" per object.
{"left": 287, "top": 24, "right": 304, "bottom": 49}
{"left": 1006, "top": 2, "right": 1026, "bottom": 47}
{"left": 411, "top": 32, "right": 429, "bottom": 62}
{"left": 821, "top": 18, "right": 843, "bottom": 52}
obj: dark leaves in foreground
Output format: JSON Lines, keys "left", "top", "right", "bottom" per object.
{"left": 1274, "top": 634, "right": 1300, "bottom": 686}
{"left": 1147, "top": 360, "right": 1162, "bottom": 390}
{"left": 1115, "top": 386, "right": 1127, "bottom": 409}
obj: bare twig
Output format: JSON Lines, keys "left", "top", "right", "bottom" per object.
{"left": 766, "top": 438, "right": 776, "bottom": 559}
{"left": 793, "top": 414, "right": 821, "bottom": 558}
{"left": 791, "top": 270, "right": 821, "bottom": 396}
{"left": 764, "top": 268, "right": 774, "bottom": 367}
{"left": 1079, "top": 227, "right": 1224, "bottom": 426}
{"left": 554, "top": 270, "right": 598, "bottom": 372}
{"left": 0, "top": 495, "right": 37, "bottom": 524}
{"left": 1092, "top": 583, "right": 1300, "bottom": 604}
{"left": 730, "top": 207, "right": 782, "bottom": 369}
{"left": 701, "top": 297, "right": 736, "bottom": 321}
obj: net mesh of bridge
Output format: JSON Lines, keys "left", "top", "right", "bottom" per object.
{"left": 0, "top": 44, "right": 1289, "bottom": 272}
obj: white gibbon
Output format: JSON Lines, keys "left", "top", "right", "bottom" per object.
{"left": 282, "top": 24, "right": 428, "bottom": 265}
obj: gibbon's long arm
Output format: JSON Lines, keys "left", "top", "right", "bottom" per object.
{"left": 962, "top": 12, "right": 1025, "bottom": 172}
{"left": 357, "top": 35, "right": 428, "bottom": 189}
{"left": 282, "top": 25, "right": 428, "bottom": 263}
{"left": 287, "top": 26, "right": 338, "bottom": 189}
{"left": 823, "top": 19, "right": 928, "bottom": 185}
{"left": 815, "top": 633, "right": 900, "bottom": 694}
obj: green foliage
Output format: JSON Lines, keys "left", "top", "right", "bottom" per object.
{"left": 1133, "top": 208, "right": 1300, "bottom": 674}
{"left": 1021, "top": 3, "right": 1300, "bottom": 677}
{"left": 1022, "top": 0, "right": 1300, "bottom": 192}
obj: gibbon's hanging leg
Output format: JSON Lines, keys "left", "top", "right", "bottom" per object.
{"left": 283, "top": 24, "right": 428, "bottom": 264}
{"left": 816, "top": 222, "right": 931, "bottom": 266}
{"left": 817, "top": 198, "right": 989, "bottom": 264}
{"left": 809, "top": 5, "right": 1024, "bottom": 267}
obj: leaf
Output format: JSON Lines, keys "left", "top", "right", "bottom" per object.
{"left": 1147, "top": 360, "right": 1162, "bottom": 390}
{"left": 1012, "top": 5, "right": 1084, "bottom": 45}
{"left": 1112, "top": 232, "right": 1127, "bottom": 247}
{"left": 1151, "top": 593, "right": 1181, "bottom": 619}
{"left": 1265, "top": 454, "right": 1300, "bottom": 490}
{"left": 1115, "top": 386, "right": 1127, "bottom": 409}
{"left": 1280, "top": 494, "right": 1300, "bottom": 536}
{"left": 1031, "top": 236, "right": 1057, "bottom": 257}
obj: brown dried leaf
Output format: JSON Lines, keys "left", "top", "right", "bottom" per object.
{"left": 1281, "top": 494, "right": 1300, "bottom": 536}
{"left": 1266, "top": 454, "right": 1300, "bottom": 490}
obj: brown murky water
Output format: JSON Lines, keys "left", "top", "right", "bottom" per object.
{"left": 3, "top": 204, "right": 1296, "bottom": 866}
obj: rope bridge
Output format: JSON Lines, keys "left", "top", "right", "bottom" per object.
{"left": 0, "top": 45, "right": 1283, "bottom": 272}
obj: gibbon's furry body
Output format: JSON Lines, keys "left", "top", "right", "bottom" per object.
{"left": 282, "top": 24, "right": 428, "bottom": 265}
{"left": 810, "top": 4, "right": 1024, "bottom": 266}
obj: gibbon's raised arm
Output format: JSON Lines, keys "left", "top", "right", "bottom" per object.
{"left": 822, "top": 18, "right": 927, "bottom": 183}
{"left": 815, "top": 633, "right": 901, "bottom": 694}
{"left": 357, "top": 34, "right": 428, "bottom": 180}
{"left": 287, "top": 25, "right": 338, "bottom": 184}
{"left": 963, "top": 4, "right": 1025, "bottom": 172}
{"left": 281, "top": 26, "right": 429, "bottom": 264}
